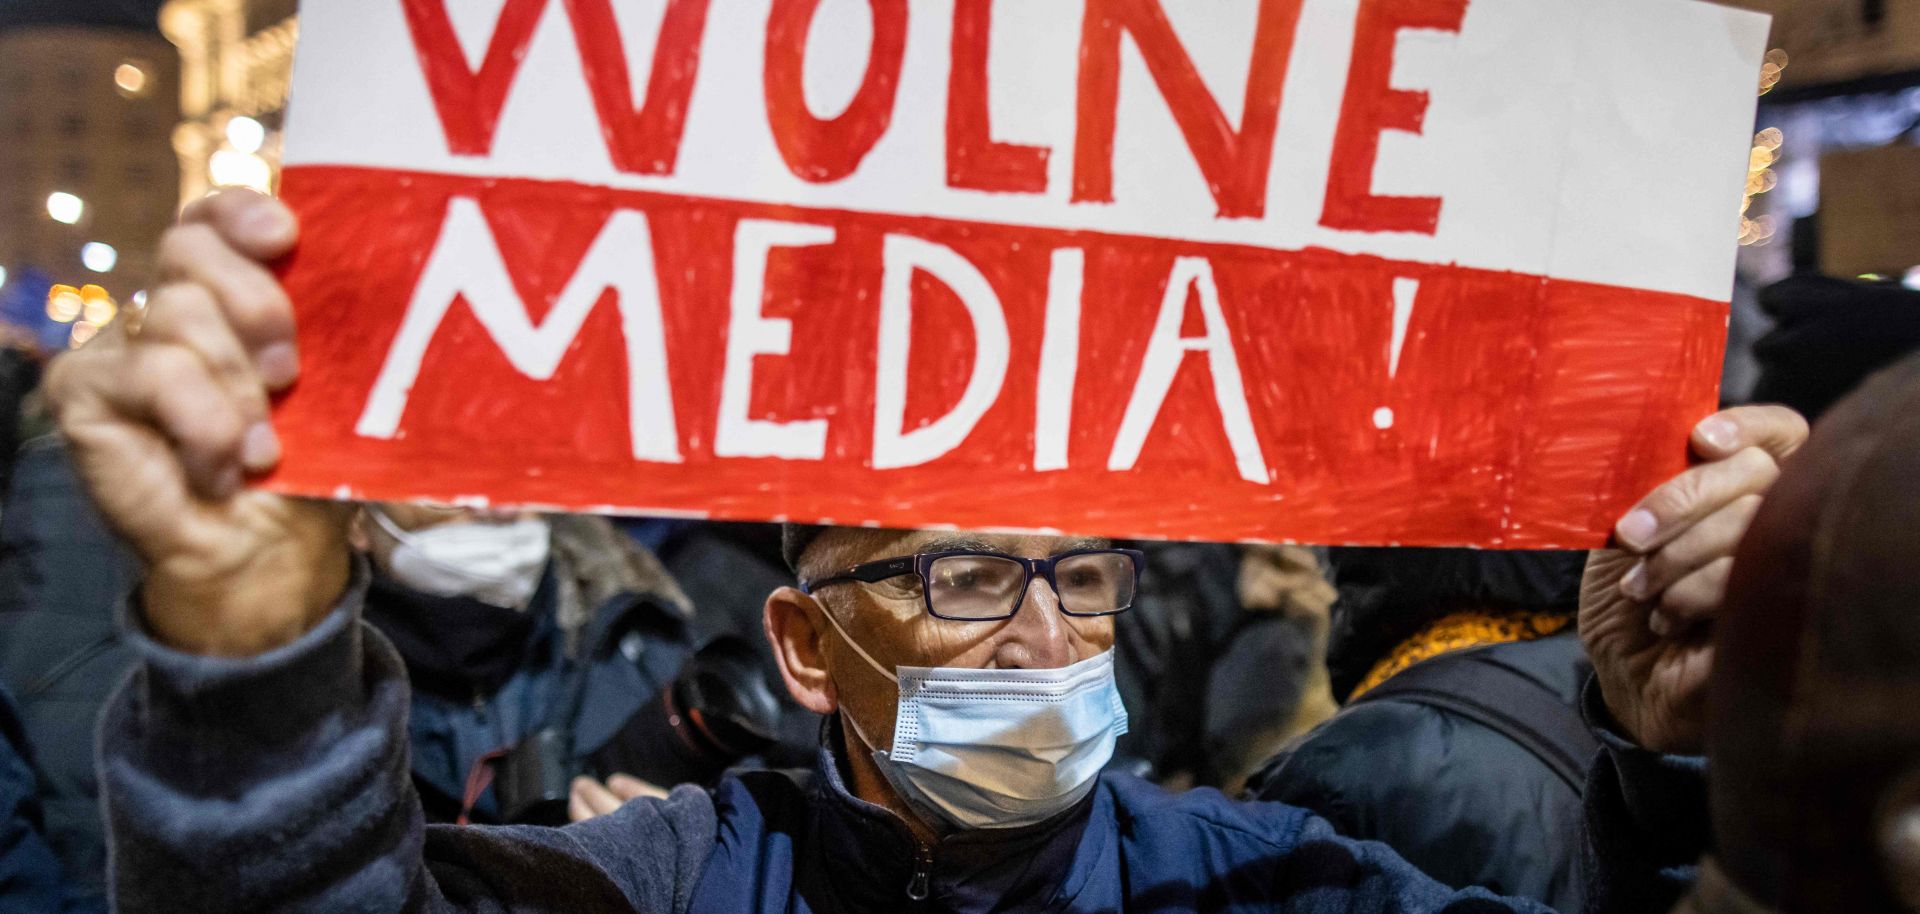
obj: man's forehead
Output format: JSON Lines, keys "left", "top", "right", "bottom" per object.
{"left": 856, "top": 529, "right": 1109, "bottom": 560}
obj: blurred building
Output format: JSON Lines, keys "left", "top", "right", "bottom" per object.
{"left": 0, "top": 26, "right": 180, "bottom": 346}
{"left": 161, "top": 0, "right": 296, "bottom": 203}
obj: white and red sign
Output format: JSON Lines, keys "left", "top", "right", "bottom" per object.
{"left": 267, "top": 0, "right": 1770, "bottom": 547}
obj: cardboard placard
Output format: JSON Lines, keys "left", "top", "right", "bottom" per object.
{"left": 267, "top": 0, "right": 1768, "bottom": 547}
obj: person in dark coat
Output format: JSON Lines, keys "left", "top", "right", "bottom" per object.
{"left": 52, "top": 190, "right": 1802, "bottom": 914}
{"left": 351, "top": 503, "right": 737, "bottom": 825}
{"left": 1249, "top": 547, "right": 1595, "bottom": 911}
{"left": 0, "top": 683, "right": 95, "bottom": 914}
{"left": 1750, "top": 274, "right": 1920, "bottom": 422}
{"left": 0, "top": 437, "right": 139, "bottom": 910}
{"left": 1113, "top": 541, "right": 1334, "bottom": 790}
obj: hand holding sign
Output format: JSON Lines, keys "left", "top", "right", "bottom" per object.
{"left": 1580, "top": 405, "right": 1809, "bottom": 754}
{"left": 46, "top": 191, "right": 353, "bottom": 656}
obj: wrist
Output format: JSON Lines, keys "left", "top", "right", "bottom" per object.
{"left": 142, "top": 533, "right": 353, "bottom": 657}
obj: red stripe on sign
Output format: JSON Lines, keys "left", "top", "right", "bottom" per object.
{"left": 264, "top": 166, "right": 1725, "bottom": 548}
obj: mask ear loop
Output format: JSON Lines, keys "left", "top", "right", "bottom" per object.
{"left": 366, "top": 506, "right": 415, "bottom": 546}
{"left": 811, "top": 598, "right": 900, "bottom": 756}
{"left": 815, "top": 598, "right": 900, "bottom": 685}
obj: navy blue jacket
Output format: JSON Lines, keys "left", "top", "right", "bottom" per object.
{"left": 0, "top": 686, "right": 92, "bottom": 914}
{"left": 98, "top": 569, "right": 1703, "bottom": 913}
{"left": 0, "top": 439, "right": 140, "bottom": 909}
{"left": 1252, "top": 634, "right": 1595, "bottom": 910}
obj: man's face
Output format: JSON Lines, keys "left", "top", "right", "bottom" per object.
{"left": 806, "top": 529, "right": 1119, "bottom": 752}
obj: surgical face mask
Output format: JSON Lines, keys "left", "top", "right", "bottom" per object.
{"left": 819, "top": 605, "right": 1127, "bottom": 832}
{"left": 368, "top": 509, "right": 552, "bottom": 611}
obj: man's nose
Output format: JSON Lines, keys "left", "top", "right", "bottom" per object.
{"left": 995, "top": 574, "right": 1074, "bottom": 669}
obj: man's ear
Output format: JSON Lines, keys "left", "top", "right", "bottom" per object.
{"left": 764, "top": 586, "right": 838, "bottom": 715}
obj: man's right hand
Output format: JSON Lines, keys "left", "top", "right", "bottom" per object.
{"left": 46, "top": 189, "right": 353, "bottom": 657}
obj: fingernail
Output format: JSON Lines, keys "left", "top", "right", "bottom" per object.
{"left": 1648, "top": 611, "right": 1672, "bottom": 638}
{"left": 257, "top": 343, "right": 299, "bottom": 389}
{"left": 1696, "top": 416, "right": 1738, "bottom": 452}
{"left": 1617, "top": 509, "right": 1658, "bottom": 549}
{"left": 241, "top": 422, "right": 280, "bottom": 472}
{"left": 1619, "top": 562, "right": 1650, "bottom": 601}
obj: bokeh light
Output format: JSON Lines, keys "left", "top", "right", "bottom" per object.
{"left": 82, "top": 242, "right": 118, "bottom": 273}
{"left": 209, "top": 150, "right": 273, "bottom": 192}
{"left": 47, "top": 192, "right": 84, "bottom": 225}
{"left": 46, "top": 286, "right": 83, "bottom": 323}
{"left": 226, "top": 116, "right": 266, "bottom": 155}
{"left": 115, "top": 62, "right": 149, "bottom": 97}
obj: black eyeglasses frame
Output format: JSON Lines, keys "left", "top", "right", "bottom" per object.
{"left": 799, "top": 547, "right": 1147, "bottom": 621}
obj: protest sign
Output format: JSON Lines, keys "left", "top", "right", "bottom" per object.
{"left": 265, "top": 0, "right": 1769, "bottom": 547}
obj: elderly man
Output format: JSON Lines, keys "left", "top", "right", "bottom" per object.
{"left": 49, "top": 191, "right": 1801, "bottom": 913}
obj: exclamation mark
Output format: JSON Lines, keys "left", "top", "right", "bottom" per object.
{"left": 1373, "top": 277, "right": 1418, "bottom": 430}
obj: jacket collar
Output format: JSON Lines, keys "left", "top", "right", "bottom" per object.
{"left": 803, "top": 716, "right": 1099, "bottom": 912}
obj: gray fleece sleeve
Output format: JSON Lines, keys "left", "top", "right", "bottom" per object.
{"left": 97, "top": 565, "right": 716, "bottom": 914}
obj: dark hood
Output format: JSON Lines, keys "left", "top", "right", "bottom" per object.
{"left": 1752, "top": 274, "right": 1920, "bottom": 421}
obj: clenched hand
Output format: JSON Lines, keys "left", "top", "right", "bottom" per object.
{"left": 46, "top": 189, "right": 352, "bottom": 657}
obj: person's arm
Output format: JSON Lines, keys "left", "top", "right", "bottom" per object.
{"left": 1574, "top": 404, "right": 1809, "bottom": 913}
{"left": 98, "top": 560, "right": 717, "bottom": 913}
{"left": 1578, "top": 678, "right": 1707, "bottom": 914}
{"left": 0, "top": 689, "right": 94, "bottom": 914}
{"left": 51, "top": 190, "right": 714, "bottom": 913}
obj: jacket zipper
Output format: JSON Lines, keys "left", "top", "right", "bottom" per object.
{"left": 906, "top": 842, "right": 933, "bottom": 901}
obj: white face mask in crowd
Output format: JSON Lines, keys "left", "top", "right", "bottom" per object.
{"left": 367, "top": 508, "right": 553, "bottom": 611}
{"left": 819, "top": 605, "right": 1128, "bottom": 832}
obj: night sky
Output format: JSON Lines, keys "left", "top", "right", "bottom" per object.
{"left": 0, "top": 0, "right": 163, "bottom": 32}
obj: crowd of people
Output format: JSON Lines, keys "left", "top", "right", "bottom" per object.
{"left": 0, "top": 188, "right": 1914, "bottom": 913}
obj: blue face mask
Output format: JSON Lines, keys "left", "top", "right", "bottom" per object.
{"left": 820, "top": 606, "right": 1128, "bottom": 832}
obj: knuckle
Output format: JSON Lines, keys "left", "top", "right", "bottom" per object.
{"left": 138, "top": 343, "right": 197, "bottom": 382}
{"left": 158, "top": 223, "right": 220, "bottom": 267}
{"left": 226, "top": 279, "right": 293, "bottom": 333}
{"left": 1646, "top": 474, "right": 1699, "bottom": 522}
{"left": 173, "top": 392, "right": 244, "bottom": 451}
{"left": 1732, "top": 446, "right": 1781, "bottom": 488}
{"left": 1782, "top": 408, "right": 1810, "bottom": 440}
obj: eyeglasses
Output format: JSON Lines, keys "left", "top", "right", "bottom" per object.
{"left": 800, "top": 548, "right": 1146, "bottom": 621}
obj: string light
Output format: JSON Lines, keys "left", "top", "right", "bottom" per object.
{"left": 1758, "top": 49, "right": 1788, "bottom": 96}
{"left": 1739, "top": 56, "right": 1787, "bottom": 247}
